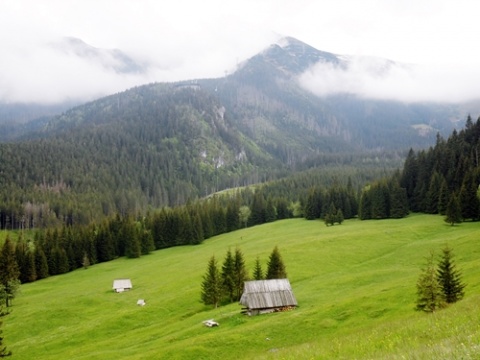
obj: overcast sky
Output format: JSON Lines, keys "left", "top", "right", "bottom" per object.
{"left": 1, "top": 0, "right": 480, "bottom": 104}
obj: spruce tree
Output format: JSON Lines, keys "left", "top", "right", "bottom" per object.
{"left": 191, "top": 213, "right": 204, "bottom": 245}
{"left": 437, "top": 178, "right": 450, "bottom": 215}
{"left": 34, "top": 246, "right": 49, "bottom": 280}
{"left": 444, "top": 194, "right": 462, "bottom": 226}
{"left": 233, "top": 247, "right": 248, "bottom": 301}
{"left": 326, "top": 203, "right": 337, "bottom": 226}
{"left": 389, "top": 185, "right": 408, "bottom": 218}
{"left": 201, "top": 256, "right": 222, "bottom": 308}
{"left": 253, "top": 256, "right": 264, "bottom": 280}
{"left": 225, "top": 201, "right": 240, "bottom": 232}
{"left": 459, "top": 170, "right": 480, "bottom": 221}
{"left": 266, "top": 246, "right": 287, "bottom": 279}
{"left": 416, "top": 251, "right": 444, "bottom": 312}
{"left": 336, "top": 208, "right": 344, "bottom": 224}
{"left": 0, "top": 237, "right": 20, "bottom": 307}
{"left": 221, "top": 249, "right": 235, "bottom": 302}
{"left": 359, "top": 189, "right": 372, "bottom": 220}
{"left": 436, "top": 245, "right": 465, "bottom": 304}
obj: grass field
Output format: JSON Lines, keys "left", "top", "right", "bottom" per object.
{"left": 3, "top": 214, "right": 480, "bottom": 359}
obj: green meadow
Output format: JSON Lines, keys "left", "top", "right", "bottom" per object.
{"left": 4, "top": 214, "right": 480, "bottom": 359}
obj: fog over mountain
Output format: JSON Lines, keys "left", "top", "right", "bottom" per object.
{"left": 2, "top": 0, "right": 480, "bottom": 107}
{"left": 3, "top": 34, "right": 480, "bottom": 107}
{"left": 299, "top": 57, "right": 480, "bottom": 103}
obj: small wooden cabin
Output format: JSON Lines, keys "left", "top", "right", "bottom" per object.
{"left": 112, "top": 279, "right": 132, "bottom": 293}
{"left": 239, "top": 279, "right": 297, "bottom": 315}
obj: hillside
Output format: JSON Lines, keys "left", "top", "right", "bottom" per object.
{"left": 4, "top": 214, "right": 480, "bottom": 359}
{"left": 0, "top": 37, "right": 474, "bottom": 227}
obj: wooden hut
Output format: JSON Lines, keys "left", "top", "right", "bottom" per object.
{"left": 239, "top": 279, "right": 297, "bottom": 315}
{"left": 112, "top": 279, "right": 132, "bottom": 292}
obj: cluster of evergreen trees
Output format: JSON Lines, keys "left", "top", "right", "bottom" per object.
{"left": 303, "top": 181, "right": 358, "bottom": 221}
{"left": 2, "top": 179, "right": 359, "bottom": 286}
{"left": 358, "top": 177, "right": 409, "bottom": 220}
{"left": 358, "top": 116, "right": 480, "bottom": 222}
{"left": 201, "top": 246, "right": 287, "bottom": 308}
{"left": 416, "top": 245, "right": 466, "bottom": 312}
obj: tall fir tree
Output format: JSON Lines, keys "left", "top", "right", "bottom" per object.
{"left": 201, "top": 255, "right": 222, "bottom": 308}
{"left": 33, "top": 245, "right": 49, "bottom": 280}
{"left": 389, "top": 184, "right": 409, "bottom": 218}
{"left": 233, "top": 247, "right": 248, "bottom": 301}
{"left": 221, "top": 249, "right": 235, "bottom": 303}
{"left": 459, "top": 170, "right": 480, "bottom": 221}
{"left": 249, "top": 191, "right": 266, "bottom": 226}
{"left": 436, "top": 245, "right": 465, "bottom": 304}
{"left": 253, "top": 256, "right": 264, "bottom": 280}
{"left": 358, "top": 189, "right": 372, "bottom": 220}
{"left": 266, "top": 246, "right": 287, "bottom": 279}
{"left": 437, "top": 178, "right": 450, "bottom": 215}
{"left": 225, "top": 201, "right": 240, "bottom": 232}
{"left": 444, "top": 194, "right": 462, "bottom": 226}
{"left": 0, "top": 237, "right": 20, "bottom": 307}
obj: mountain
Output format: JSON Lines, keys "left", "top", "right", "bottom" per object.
{"left": 199, "top": 37, "right": 463, "bottom": 153}
{"left": 0, "top": 37, "right": 475, "bottom": 227}
{"left": 50, "top": 37, "right": 147, "bottom": 75}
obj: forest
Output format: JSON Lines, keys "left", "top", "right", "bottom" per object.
{"left": 0, "top": 115, "right": 479, "bottom": 295}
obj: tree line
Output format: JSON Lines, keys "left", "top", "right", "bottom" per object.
{"left": 358, "top": 116, "right": 480, "bottom": 223}
{"left": 2, "top": 115, "right": 480, "bottom": 290}
{"left": 0, "top": 176, "right": 362, "bottom": 288}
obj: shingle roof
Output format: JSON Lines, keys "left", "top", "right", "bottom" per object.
{"left": 239, "top": 279, "right": 297, "bottom": 309}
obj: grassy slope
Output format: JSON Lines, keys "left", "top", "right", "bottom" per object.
{"left": 4, "top": 214, "right": 480, "bottom": 359}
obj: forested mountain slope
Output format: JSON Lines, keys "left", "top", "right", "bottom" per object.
{"left": 0, "top": 37, "right": 473, "bottom": 228}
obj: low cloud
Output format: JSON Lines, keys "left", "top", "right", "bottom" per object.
{"left": 298, "top": 57, "right": 480, "bottom": 103}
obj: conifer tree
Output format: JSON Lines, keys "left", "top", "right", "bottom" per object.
{"left": 221, "top": 249, "right": 235, "bottom": 302}
{"left": 233, "top": 247, "right": 248, "bottom": 301}
{"left": 336, "top": 208, "right": 344, "bottom": 224}
{"left": 416, "top": 250, "right": 444, "bottom": 312}
{"left": 389, "top": 184, "right": 409, "bottom": 218}
{"left": 265, "top": 198, "right": 276, "bottom": 223}
{"left": 253, "top": 256, "right": 264, "bottom": 280}
{"left": 359, "top": 189, "right": 372, "bottom": 220}
{"left": 249, "top": 192, "right": 266, "bottom": 226}
{"left": 0, "top": 237, "right": 20, "bottom": 307}
{"left": 201, "top": 255, "right": 222, "bottom": 308}
{"left": 266, "top": 246, "right": 287, "bottom": 279}
{"left": 225, "top": 201, "right": 240, "bottom": 232}
{"left": 123, "top": 218, "right": 141, "bottom": 258}
{"left": 33, "top": 246, "right": 49, "bottom": 280}
{"left": 191, "top": 212, "right": 204, "bottom": 245}
{"left": 436, "top": 245, "right": 465, "bottom": 304}
{"left": 444, "top": 194, "right": 462, "bottom": 226}
{"left": 437, "top": 178, "right": 450, "bottom": 215}
{"left": 459, "top": 170, "right": 480, "bottom": 221}
{"left": 326, "top": 202, "right": 337, "bottom": 226}
{"left": 426, "top": 171, "right": 442, "bottom": 214}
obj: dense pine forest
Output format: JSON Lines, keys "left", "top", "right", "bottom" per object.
{"left": 0, "top": 82, "right": 405, "bottom": 230}
{"left": 0, "top": 115, "right": 478, "bottom": 291}
{"left": 358, "top": 115, "right": 480, "bottom": 221}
